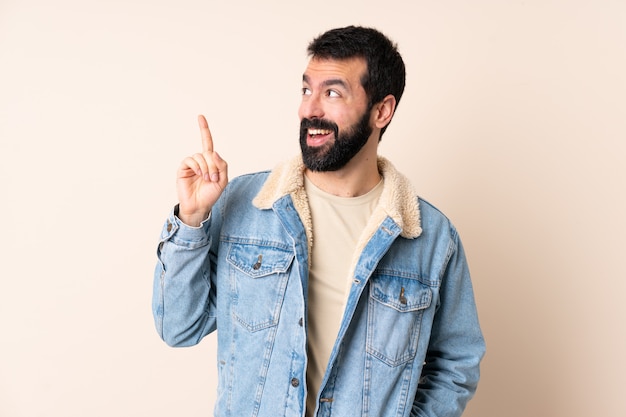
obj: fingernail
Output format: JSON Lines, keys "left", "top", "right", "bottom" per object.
{"left": 211, "top": 173, "right": 219, "bottom": 182}
{"left": 204, "top": 173, "right": 210, "bottom": 181}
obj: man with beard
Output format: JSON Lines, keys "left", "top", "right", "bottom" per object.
{"left": 153, "top": 26, "right": 485, "bottom": 417}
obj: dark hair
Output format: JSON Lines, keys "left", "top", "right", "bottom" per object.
{"left": 307, "top": 26, "right": 406, "bottom": 137}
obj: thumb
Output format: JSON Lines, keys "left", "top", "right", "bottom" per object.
{"left": 213, "top": 151, "right": 228, "bottom": 183}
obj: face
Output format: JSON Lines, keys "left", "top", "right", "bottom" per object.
{"left": 298, "top": 57, "right": 373, "bottom": 172}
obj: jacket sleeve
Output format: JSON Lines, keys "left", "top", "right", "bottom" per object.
{"left": 152, "top": 205, "right": 219, "bottom": 347}
{"left": 411, "top": 227, "right": 486, "bottom": 417}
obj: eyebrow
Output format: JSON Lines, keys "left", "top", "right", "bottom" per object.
{"left": 302, "top": 74, "right": 350, "bottom": 91}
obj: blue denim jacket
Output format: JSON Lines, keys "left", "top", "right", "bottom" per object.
{"left": 153, "top": 156, "right": 485, "bottom": 417}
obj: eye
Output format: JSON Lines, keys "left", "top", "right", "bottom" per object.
{"left": 327, "top": 90, "right": 340, "bottom": 98}
{"left": 302, "top": 87, "right": 312, "bottom": 96}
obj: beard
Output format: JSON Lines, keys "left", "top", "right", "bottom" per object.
{"left": 299, "top": 110, "right": 373, "bottom": 172}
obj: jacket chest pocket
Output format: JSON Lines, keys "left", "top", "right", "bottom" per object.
{"left": 226, "top": 242, "right": 295, "bottom": 332}
{"left": 366, "top": 275, "right": 432, "bottom": 367}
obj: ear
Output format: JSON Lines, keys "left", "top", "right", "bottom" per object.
{"left": 373, "top": 94, "right": 397, "bottom": 129}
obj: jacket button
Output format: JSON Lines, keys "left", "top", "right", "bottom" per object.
{"left": 252, "top": 254, "right": 263, "bottom": 270}
{"left": 291, "top": 378, "right": 300, "bottom": 387}
{"left": 166, "top": 221, "right": 172, "bottom": 232}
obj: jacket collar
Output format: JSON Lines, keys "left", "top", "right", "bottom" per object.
{"left": 253, "top": 155, "right": 422, "bottom": 239}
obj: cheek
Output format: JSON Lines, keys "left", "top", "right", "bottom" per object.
{"left": 327, "top": 107, "right": 351, "bottom": 125}
{"left": 341, "top": 110, "right": 365, "bottom": 129}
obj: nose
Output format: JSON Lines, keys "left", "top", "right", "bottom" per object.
{"left": 299, "top": 94, "right": 324, "bottom": 120}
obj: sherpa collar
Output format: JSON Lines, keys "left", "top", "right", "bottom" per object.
{"left": 252, "top": 155, "right": 422, "bottom": 241}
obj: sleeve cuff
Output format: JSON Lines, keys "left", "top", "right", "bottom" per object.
{"left": 159, "top": 205, "right": 212, "bottom": 248}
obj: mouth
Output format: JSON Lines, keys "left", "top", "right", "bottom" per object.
{"left": 307, "top": 128, "right": 334, "bottom": 146}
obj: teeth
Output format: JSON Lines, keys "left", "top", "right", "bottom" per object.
{"left": 309, "top": 129, "right": 332, "bottom": 136}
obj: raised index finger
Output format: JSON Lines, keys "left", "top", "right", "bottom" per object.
{"left": 197, "top": 114, "right": 213, "bottom": 153}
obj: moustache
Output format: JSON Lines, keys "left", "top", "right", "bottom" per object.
{"left": 300, "top": 118, "right": 339, "bottom": 135}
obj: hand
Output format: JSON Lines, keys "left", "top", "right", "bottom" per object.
{"left": 176, "top": 115, "right": 229, "bottom": 226}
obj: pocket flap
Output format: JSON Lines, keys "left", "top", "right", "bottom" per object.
{"left": 227, "top": 243, "right": 294, "bottom": 278}
{"left": 370, "top": 276, "right": 432, "bottom": 312}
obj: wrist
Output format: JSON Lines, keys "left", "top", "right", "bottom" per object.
{"left": 175, "top": 205, "right": 210, "bottom": 227}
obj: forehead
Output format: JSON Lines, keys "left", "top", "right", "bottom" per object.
{"left": 302, "top": 57, "right": 367, "bottom": 88}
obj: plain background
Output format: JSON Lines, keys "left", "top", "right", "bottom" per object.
{"left": 1, "top": 0, "right": 624, "bottom": 416}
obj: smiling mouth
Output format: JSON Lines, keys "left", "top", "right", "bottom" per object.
{"left": 308, "top": 128, "right": 333, "bottom": 137}
{"left": 307, "top": 128, "right": 334, "bottom": 147}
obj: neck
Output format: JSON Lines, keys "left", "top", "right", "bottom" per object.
{"left": 305, "top": 153, "right": 381, "bottom": 197}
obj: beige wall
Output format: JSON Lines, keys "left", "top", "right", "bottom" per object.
{"left": 1, "top": 1, "right": 624, "bottom": 416}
